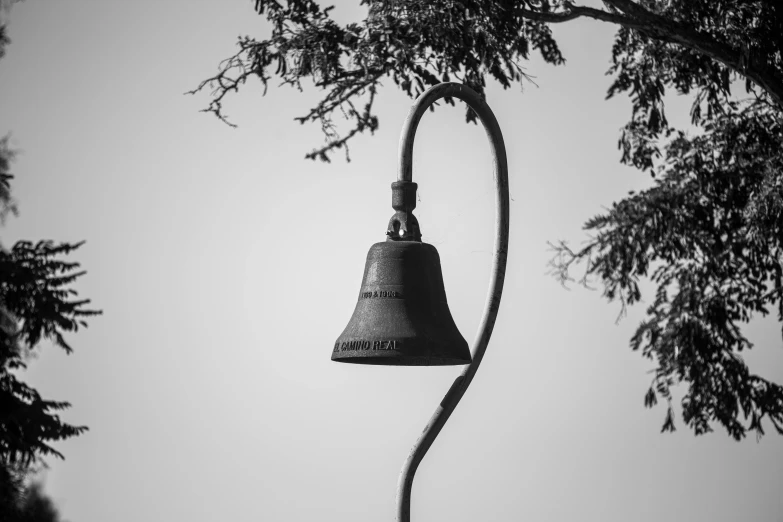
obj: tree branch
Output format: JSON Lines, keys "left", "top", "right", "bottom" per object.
{"left": 518, "top": 3, "right": 631, "bottom": 25}
{"left": 519, "top": 1, "right": 783, "bottom": 109}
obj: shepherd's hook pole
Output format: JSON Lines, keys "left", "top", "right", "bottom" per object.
{"left": 395, "top": 83, "right": 510, "bottom": 522}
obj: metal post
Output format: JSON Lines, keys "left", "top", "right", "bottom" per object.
{"left": 395, "top": 83, "right": 510, "bottom": 522}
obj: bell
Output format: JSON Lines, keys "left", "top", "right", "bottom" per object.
{"left": 332, "top": 181, "right": 470, "bottom": 366}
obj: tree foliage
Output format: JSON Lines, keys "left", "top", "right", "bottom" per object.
{"left": 0, "top": 157, "right": 98, "bottom": 470}
{"left": 0, "top": 465, "right": 67, "bottom": 522}
{"left": 193, "top": 0, "right": 783, "bottom": 440}
{"left": 550, "top": 101, "right": 783, "bottom": 439}
{"left": 0, "top": 0, "right": 98, "bottom": 480}
{"left": 1, "top": 240, "right": 99, "bottom": 466}
{"left": 190, "top": 0, "right": 565, "bottom": 161}
{"left": 17, "top": 482, "right": 65, "bottom": 522}
{"left": 1, "top": 135, "right": 19, "bottom": 226}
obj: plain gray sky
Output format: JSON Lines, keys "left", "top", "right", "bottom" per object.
{"left": 0, "top": 1, "right": 781, "bottom": 521}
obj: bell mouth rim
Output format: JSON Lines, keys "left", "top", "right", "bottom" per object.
{"left": 331, "top": 353, "right": 472, "bottom": 366}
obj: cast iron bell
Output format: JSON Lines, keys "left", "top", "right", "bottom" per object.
{"left": 332, "top": 181, "right": 470, "bottom": 366}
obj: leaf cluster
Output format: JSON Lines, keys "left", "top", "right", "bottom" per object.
{"left": 546, "top": 0, "right": 783, "bottom": 439}
{"left": 551, "top": 99, "right": 783, "bottom": 439}
{"left": 0, "top": 0, "right": 98, "bottom": 483}
{"left": 605, "top": 1, "right": 783, "bottom": 174}
{"left": 0, "top": 240, "right": 100, "bottom": 466}
{"left": 189, "top": 0, "right": 564, "bottom": 161}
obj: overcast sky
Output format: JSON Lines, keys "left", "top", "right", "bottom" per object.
{"left": 1, "top": 1, "right": 781, "bottom": 521}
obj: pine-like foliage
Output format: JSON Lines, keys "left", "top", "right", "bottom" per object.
{"left": 1, "top": 3, "right": 95, "bottom": 518}
{"left": 0, "top": 240, "right": 99, "bottom": 465}
{"left": 193, "top": 0, "right": 783, "bottom": 440}
{"left": 1, "top": 0, "right": 99, "bottom": 470}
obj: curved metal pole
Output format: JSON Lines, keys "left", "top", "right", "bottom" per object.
{"left": 395, "top": 83, "right": 510, "bottom": 522}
